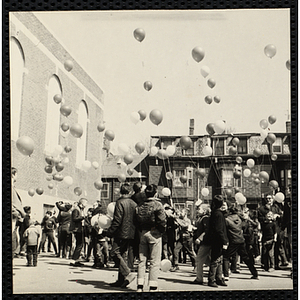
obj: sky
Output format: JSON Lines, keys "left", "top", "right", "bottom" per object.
{"left": 34, "top": 9, "right": 291, "bottom": 154}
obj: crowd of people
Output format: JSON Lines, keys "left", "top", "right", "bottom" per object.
{"left": 12, "top": 167, "right": 292, "bottom": 291}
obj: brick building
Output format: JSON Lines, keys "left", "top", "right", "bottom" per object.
{"left": 10, "top": 12, "right": 104, "bottom": 221}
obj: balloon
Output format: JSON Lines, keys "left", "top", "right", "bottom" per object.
{"left": 52, "top": 145, "right": 64, "bottom": 157}
{"left": 254, "top": 178, "right": 261, "bottom": 185}
{"left": 60, "top": 128, "right": 69, "bottom": 138}
{"left": 16, "top": 136, "right": 34, "bottom": 156}
{"left": 205, "top": 95, "right": 213, "bottom": 105}
{"left": 52, "top": 157, "right": 60, "bottom": 165}
{"left": 53, "top": 94, "right": 62, "bottom": 104}
{"left": 61, "top": 123, "right": 70, "bottom": 132}
{"left": 124, "top": 154, "right": 134, "bottom": 165}
{"left": 127, "top": 168, "right": 134, "bottom": 176}
{"left": 225, "top": 188, "right": 233, "bottom": 197}
{"left": 157, "top": 149, "right": 168, "bottom": 160}
{"left": 228, "top": 146, "right": 237, "bottom": 156}
{"left": 180, "top": 175, "right": 187, "bottom": 184}
{"left": 63, "top": 176, "right": 73, "bottom": 187}
{"left": 180, "top": 136, "right": 192, "bottom": 150}
{"left": 62, "top": 157, "right": 69, "bottom": 164}
{"left": 246, "top": 158, "right": 255, "bottom": 168}
{"left": 45, "top": 156, "right": 53, "bottom": 165}
{"left": 114, "top": 188, "right": 120, "bottom": 195}
{"left": 260, "top": 129, "right": 268, "bottom": 139}
{"left": 92, "top": 161, "right": 99, "bottom": 169}
{"left": 149, "top": 109, "right": 163, "bottom": 126}
{"left": 207, "top": 78, "right": 216, "bottom": 89}
{"left": 82, "top": 160, "right": 92, "bottom": 172}
{"left": 104, "top": 130, "right": 115, "bottom": 141}
{"left": 214, "top": 96, "right": 221, "bottom": 104}
{"left": 253, "top": 148, "right": 262, "bottom": 158}
{"left": 44, "top": 165, "right": 53, "bottom": 174}
{"left": 53, "top": 173, "right": 64, "bottom": 181}
{"left": 166, "top": 145, "right": 176, "bottom": 156}
{"left": 74, "top": 187, "right": 82, "bottom": 196}
{"left": 28, "top": 188, "right": 35, "bottom": 197}
{"left": 70, "top": 123, "right": 83, "bottom": 138}
{"left": 55, "top": 163, "right": 64, "bottom": 172}
{"left": 133, "top": 28, "right": 145, "bottom": 42}
{"left": 166, "top": 171, "right": 173, "bottom": 180}
{"left": 118, "top": 143, "right": 130, "bottom": 155}
{"left": 97, "top": 122, "right": 105, "bottom": 132}
{"left": 162, "top": 188, "right": 171, "bottom": 197}
{"left": 48, "top": 183, "right": 54, "bottom": 189}
{"left": 135, "top": 142, "right": 145, "bottom": 154}
{"left": 64, "top": 59, "right": 74, "bottom": 71}
{"left": 60, "top": 105, "right": 72, "bottom": 117}
{"left": 206, "top": 123, "right": 215, "bottom": 136}
{"left": 195, "top": 168, "right": 206, "bottom": 177}
{"left": 118, "top": 174, "right": 126, "bottom": 183}
{"left": 233, "top": 170, "right": 242, "bottom": 179}
{"left": 200, "top": 66, "right": 210, "bottom": 78}
{"left": 235, "top": 192, "right": 245, "bottom": 204}
{"left": 232, "top": 137, "right": 240, "bottom": 146}
{"left": 286, "top": 59, "right": 290, "bottom": 70}
{"left": 274, "top": 192, "right": 285, "bottom": 203}
{"left": 46, "top": 175, "right": 53, "bottom": 181}
{"left": 192, "top": 46, "right": 205, "bottom": 63}
{"left": 271, "top": 154, "right": 278, "bottom": 161}
{"left": 94, "top": 179, "right": 104, "bottom": 190}
{"left": 269, "top": 180, "right": 279, "bottom": 189}
{"left": 144, "top": 81, "right": 152, "bottom": 91}
{"left": 203, "top": 145, "right": 213, "bottom": 156}
{"left": 64, "top": 145, "right": 72, "bottom": 153}
{"left": 150, "top": 146, "right": 158, "bottom": 156}
{"left": 243, "top": 169, "right": 251, "bottom": 178}
{"left": 214, "top": 120, "right": 226, "bottom": 134}
{"left": 138, "top": 110, "right": 147, "bottom": 121}
{"left": 201, "top": 188, "right": 209, "bottom": 197}
{"left": 130, "top": 112, "right": 140, "bottom": 124}
{"left": 36, "top": 188, "right": 44, "bottom": 195}
{"left": 236, "top": 156, "right": 243, "bottom": 164}
{"left": 160, "top": 259, "right": 172, "bottom": 272}
{"left": 259, "top": 119, "right": 268, "bottom": 130}
{"left": 268, "top": 115, "right": 277, "bottom": 125}
{"left": 97, "top": 215, "right": 112, "bottom": 229}
{"left": 266, "top": 133, "right": 276, "bottom": 144}
{"left": 259, "top": 171, "right": 269, "bottom": 182}
{"left": 264, "top": 44, "right": 276, "bottom": 58}
{"left": 107, "top": 202, "right": 116, "bottom": 218}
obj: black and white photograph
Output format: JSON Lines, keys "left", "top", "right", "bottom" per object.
{"left": 8, "top": 8, "right": 295, "bottom": 296}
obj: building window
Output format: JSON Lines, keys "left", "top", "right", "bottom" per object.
{"left": 10, "top": 37, "right": 25, "bottom": 141}
{"left": 76, "top": 100, "right": 89, "bottom": 167}
{"left": 44, "top": 75, "right": 62, "bottom": 155}
{"left": 187, "top": 168, "right": 193, "bottom": 187}
{"left": 101, "top": 183, "right": 109, "bottom": 199}
{"left": 214, "top": 138, "right": 224, "bottom": 155}
{"left": 272, "top": 137, "right": 282, "bottom": 154}
{"left": 222, "top": 169, "right": 234, "bottom": 187}
{"left": 237, "top": 138, "right": 248, "bottom": 154}
{"left": 173, "top": 169, "right": 185, "bottom": 187}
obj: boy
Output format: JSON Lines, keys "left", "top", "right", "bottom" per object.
{"left": 23, "top": 219, "right": 40, "bottom": 266}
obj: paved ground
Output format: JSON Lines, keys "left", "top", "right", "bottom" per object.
{"left": 13, "top": 253, "right": 293, "bottom": 294}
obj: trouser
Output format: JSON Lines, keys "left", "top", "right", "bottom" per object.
{"left": 274, "top": 231, "right": 288, "bottom": 267}
{"left": 92, "top": 237, "right": 109, "bottom": 266}
{"left": 208, "top": 254, "right": 223, "bottom": 284}
{"left": 58, "top": 229, "right": 72, "bottom": 257}
{"left": 27, "top": 245, "right": 38, "bottom": 266}
{"left": 174, "top": 236, "right": 196, "bottom": 266}
{"left": 19, "top": 229, "right": 26, "bottom": 253}
{"left": 167, "top": 238, "right": 175, "bottom": 264}
{"left": 38, "top": 231, "right": 58, "bottom": 254}
{"left": 162, "top": 242, "right": 168, "bottom": 260}
{"left": 253, "top": 235, "right": 260, "bottom": 257}
{"left": 72, "top": 231, "right": 84, "bottom": 261}
{"left": 262, "top": 241, "right": 275, "bottom": 270}
{"left": 245, "top": 243, "right": 255, "bottom": 266}
{"left": 110, "top": 238, "right": 133, "bottom": 284}
{"left": 12, "top": 227, "right": 19, "bottom": 256}
{"left": 196, "top": 244, "right": 211, "bottom": 282}
{"left": 223, "top": 243, "right": 257, "bottom": 278}
{"left": 137, "top": 229, "right": 162, "bottom": 288}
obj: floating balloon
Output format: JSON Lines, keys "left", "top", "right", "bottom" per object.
{"left": 16, "top": 136, "right": 34, "bottom": 156}
{"left": 53, "top": 173, "right": 64, "bottom": 182}
{"left": 274, "top": 192, "right": 285, "bottom": 203}
{"left": 82, "top": 160, "right": 92, "bottom": 172}
{"left": 192, "top": 46, "right": 205, "bottom": 63}
{"left": 64, "top": 60, "right": 74, "bottom": 71}
{"left": 55, "top": 163, "right": 64, "bottom": 172}
{"left": 203, "top": 145, "right": 213, "bottom": 157}
{"left": 118, "top": 174, "right": 126, "bottom": 183}
{"left": 135, "top": 142, "right": 145, "bottom": 154}
{"left": 118, "top": 143, "right": 130, "bottom": 155}
{"left": 149, "top": 109, "right": 163, "bottom": 126}
{"left": 150, "top": 146, "right": 158, "bottom": 156}
{"left": 271, "top": 154, "right": 278, "bottom": 161}
{"left": 97, "top": 122, "right": 105, "bottom": 132}
{"left": 162, "top": 188, "right": 171, "bottom": 197}
{"left": 94, "top": 179, "right": 104, "bottom": 190}
{"left": 180, "top": 136, "right": 192, "bottom": 150}
{"left": 127, "top": 168, "right": 134, "bottom": 176}
{"left": 205, "top": 95, "right": 213, "bottom": 105}
{"left": 70, "top": 123, "right": 83, "bottom": 138}
{"left": 107, "top": 202, "right": 116, "bottom": 218}
{"left": 233, "top": 170, "right": 242, "bottom": 179}
{"left": 254, "top": 178, "right": 261, "bottom": 185}
{"left": 104, "top": 130, "right": 115, "bottom": 141}
{"left": 260, "top": 129, "right": 268, "bottom": 140}
{"left": 28, "top": 188, "right": 35, "bottom": 197}
{"left": 36, "top": 188, "right": 44, "bottom": 195}
{"left": 259, "top": 119, "right": 268, "bottom": 130}
{"left": 253, "top": 148, "right": 262, "bottom": 158}
{"left": 228, "top": 146, "right": 237, "bottom": 156}
{"left": 235, "top": 192, "right": 245, "bottom": 204}
{"left": 200, "top": 66, "right": 210, "bottom": 78}
{"left": 214, "top": 96, "right": 221, "bottom": 104}
{"left": 114, "top": 188, "right": 120, "bottom": 195}
{"left": 207, "top": 78, "right": 216, "bottom": 89}
{"left": 130, "top": 112, "right": 140, "bottom": 124}
{"left": 269, "top": 180, "right": 279, "bottom": 189}
{"left": 195, "top": 168, "right": 206, "bottom": 177}
{"left": 64, "top": 145, "right": 72, "bottom": 153}
{"left": 60, "top": 105, "right": 72, "bottom": 117}
{"left": 53, "top": 94, "right": 62, "bottom": 104}
{"left": 214, "top": 120, "right": 226, "bottom": 134}
{"left": 44, "top": 165, "right": 53, "bottom": 174}
{"left": 48, "top": 183, "right": 54, "bottom": 190}
{"left": 144, "top": 81, "right": 153, "bottom": 91}
{"left": 46, "top": 175, "right": 53, "bottom": 181}
{"left": 124, "top": 154, "right": 134, "bottom": 165}
{"left": 180, "top": 175, "right": 187, "bottom": 184}
{"left": 268, "top": 115, "right": 277, "bottom": 125}
{"left": 157, "top": 149, "right": 168, "bottom": 160}
{"left": 259, "top": 171, "right": 269, "bottom": 182}
{"left": 52, "top": 157, "right": 60, "bottom": 165}
{"left": 60, "top": 127, "right": 69, "bottom": 138}
{"left": 246, "top": 159, "right": 255, "bottom": 168}
{"left": 206, "top": 123, "right": 215, "bottom": 136}
{"left": 138, "top": 110, "right": 147, "bottom": 121}
{"left": 97, "top": 215, "right": 112, "bottom": 229}
{"left": 92, "top": 161, "right": 99, "bottom": 169}
{"left": 63, "top": 176, "right": 73, "bottom": 187}
{"left": 225, "top": 188, "right": 233, "bottom": 197}
{"left": 74, "top": 187, "right": 82, "bottom": 196}
{"left": 166, "top": 171, "right": 173, "bottom": 180}
{"left": 61, "top": 123, "right": 70, "bottom": 132}
{"left": 264, "top": 44, "right": 276, "bottom": 58}
{"left": 166, "top": 145, "right": 176, "bottom": 156}
{"left": 45, "top": 156, "right": 53, "bottom": 165}
{"left": 232, "top": 137, "right": 240, "bottom": 146}
{"left": 236, "top": 156, "right": 243, "bottom": 164}
{"left": 53, "top": 145, "right": 64, "bottom": 157}
{"left": 243, "top": 169, "right": 251, "bottom": 178}
{"left": 160, "top": 259, "right": 172, "bottom": 272}
{"left": 266, "top": 133, "right": 276, "bottom": 144}
{"left": 286, "top": 59, "right": 290, "bottom": 70}
{"left": 62, "top": 157, "right": 69, "bottom": 164}
{"left": 133, "top": 28, "right": 145, "bottom": 42}
{"left": 201, "top": 188, "right": 209, "bottom": 197}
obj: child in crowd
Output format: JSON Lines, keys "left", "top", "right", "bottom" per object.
{"left": 23, "top": 219, "right": 40, "bottom": 267}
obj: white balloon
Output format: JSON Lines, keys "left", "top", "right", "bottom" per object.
{"left": 246, "top": 159, "right": 255, "bottom": 168}
{"left": 118, "top": 143, "right": 130, "bottom": 155}
{"left": 97, "top": 215, "right": 112, "bottom": 229}
{"left": 160, "top": 259, "right": 172, "bottom": 272}
{"left": 150, "top": 146, "right": 158, "bottom": 156}
{"left": 243, "top": 169, "right": 251, "bottom": 178}
{"left": 107, "top": 202, "right": 116, "bottom": 218}
{"left": 166, "top": 145, "right": 176, "bottom": 156}
{"left": 274, "top": 192, "right": 285, "bottom": 203}
{"left": 62, "top": 157, "right": 69, "bottom": 164}
{"left": 235, "top": 192, "right": 246, "bottom": 205}
{"left": 130, "top": 112, "right": 140, "bottom": 125}
{"left": 203, "top": 146, "right": 213, "bottom": 157}
{"left": 162, "top": 188, "right": 171, "bottom": 197}
{"left": 92, "top": 161, "right": 99, "bottom": 169}
{"left": 82, "top": 160, "right": 92, "bottom": 172}
{"left": 214, "top": 120, "right": 226, "bottom": 134}
{"left": 63, "top": 175, "right": 73, "bottom": 187}
{"left": 201, "top": 188, "right": 209, "bottom": 197}
{"left": 260, "top": 129, "right": 268, "bottom": 139}
{"left": 53, "top": 145, "right": 64, "bottom": 156}
{"left": 200, "top": 66, "right": 210, "bottom": 78}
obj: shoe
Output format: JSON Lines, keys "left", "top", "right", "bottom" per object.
{"left": 280, "top": 262, "right": 289, "bottom": 267}
{"left": 268, "top": 268, "right": 275, "bottom": 272}
{"left": 191, "top": 279, "right": 203, "bottom": 285}
{"left": 216, "top": 280, "right": 227, "bottom": 286}
{"left": 26, "top": 264, "right": 32, "bottom": 267}
{"left": 170, "top": 266, "right": 179, "bottom": 272}
{"left": 109, "top": 281, "right": 123, "bottom": 287}
{"left": 224, "top": 277, "right": 229, "bottom": 281}
{"left": 149, "top": 287, "right": 158, "bottom": 292}
{"left": 208, "top": 282, "right": 218, "bottom": 288}
{"left": 72, "top": 261, "right": 84, "bottom": 266}
{"left": 231, "top": 270, "right": 240, "bottom": 274}
{"left": 251, "top": 276, "right": 259, "bottom": 280}
{"left": 121, "top": 273, "right": 136, "bottom": 288}
{"left": 137, "top": 288, "right": 143, "bottom": 292}
{"left": 275, "top": 266, "right": 281, "bottom": 270}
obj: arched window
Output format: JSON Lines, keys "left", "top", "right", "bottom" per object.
{"left": 10, "top": 37, "right": 25, "bottom": 141}
{"left": 76, "top": 100, "right": 89, "bottom": 167}
{"left": 44, "top": 75, "right": 62, "bottom": 155}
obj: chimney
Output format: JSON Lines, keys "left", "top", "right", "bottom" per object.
{"left": 286, "top": 121, "right": 291, "bottom": 133}
{"left": 189, "top": 119, "right": 194, "bottom": 135}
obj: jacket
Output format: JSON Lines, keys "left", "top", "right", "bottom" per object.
{"left": 41, "top": 216, "right": 57, "bottom": 232}
{"left": 57, "top": 211, "right": 72, "bottom": 232}
{"left": 194, "top": 215, "right": 210, "bottom": 245}
{"left": 70, "top": 207, "right": 85, "bottom": 233}
{"left": 106, "top": 195, "right": 137, "bottom": 240}
{"left": 206, "top": 209, "right": 228, "bottom": 246}
{"left": 226, "top": 213, "right": 245, "bottom": 244}
{"left": 23, "top": 225, "right": 40, "bottom": 246}
{"left": 135, "top": 197, "right": 167, "bottom": 233}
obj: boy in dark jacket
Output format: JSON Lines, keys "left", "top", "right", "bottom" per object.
{"left": 23, "top": 219, "right": 40, "bottom": 266}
